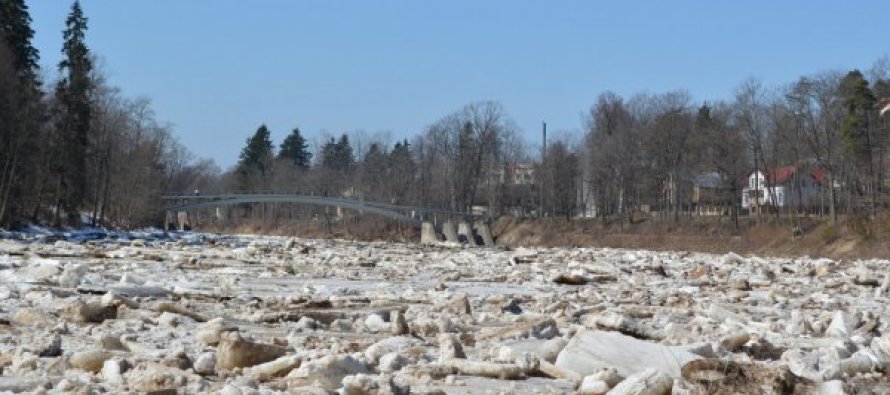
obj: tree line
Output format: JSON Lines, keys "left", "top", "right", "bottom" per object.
{"left": 0, "top": 1, "right": 216, "bottom": 228}
{"left": 4, "top": 1, "right": 890, "bottom": 230}
{"left": 224, "top": 65, "right": 890, "bottom": 228}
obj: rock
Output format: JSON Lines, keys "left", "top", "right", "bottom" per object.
{"left": 439, "top": 359, "right": 524, "bottom": 379}
{"left": 719, "top": 333, "right": 750, "bottom": 352}
{"left": 340, "top": 373, "right": 389, "bottom": 395}
{"left": 588, "top": 367, "right": 623, "bottom": 387}
{"left": 70, "top": 350, "right": 116, "bottom": 373}
{"left": 729, "top": 277, "right": 750, "bottom": 291}
{"left": 100, "top": 335, "right": 129, "bottom": 351}
{"left": 364, "top": 313, "right": 389, "bottom": 333}
{"left": 503, "top": 337, "right": 567, "bottom": 363}
{"left": 287, "top": 354, "right": 369, "bottom": 389}
{"left": 161, "top": 351, "right": 193, "bottom": 370}
{"left": 0, "top": 377, "right": 50, "bottom": 392}
{"left": 721, "top": 252, "right": 746, "bottom": 265}
{"left": 435, "top": 294, "right": 471, "bottom": 315}
{"left": 219, "top": 385, "right": 242, "bottom": 395}
{"left": 876, "top": 273, "right": 890, "bottom": 297}
{"left": 364, "top": 336, "right": 422, "bottom": 364}
{"left": 527, "top": 318, "right": 560, "bottom": 339}
{"left": 607, "top": 368, "right": 673, "bottom": 395}
{"left": 786, "top": 310, "right": 812, "bottom": 335}
{"left": 11, "top": 308, "right": 53, "bottom": 326}
{"left": 501, "top": 298, "right": 522, "bottom": 314}
{"left": 552, "top": 272, "right": 589, "bottom": 285}
{"left": 194, "top": 352, "right": 216, "bottom": 375}
{"left": 155, "top": 302, "right": 208, "bottom": 322}
{"left": 378, "top": 352, "right": 408, "bottom": 373}
{"left": 438, "top": 333, "right": 466, "bottom": 362}
{"left": 391, "top": 310, "right": 409, "bottom": 335}
{"left": 244, "top": 355, "right": 302, "bottom": 379}
{"left": 125, "top": 362, "right": 199, "bottom": 393}
{"left": 216, "top": 332, "right": 287, "bottom": 370}
{"left": 19, "top": 263, "right": 61, "bottom": 283}
{"left": 853, "top": 273, "right": 880, "bottom": 287}
{"left": 158, "top": 311, "right": 195, "bottom": 327}
{"left": 578, "top": 377, "right": 611, "bottom": 395}
{"left": 100, "top": 291, "right": 139, "bottom": 309}
{"left": 554, "top": 330, "right": 698, "bottom": 378}
{"left": 818, "top": 380, "right": 846, "bottom": 395}
{"left": 295, "top": 316, "right": 320, "bottom": 331}
{"left": 681, "top": 358, "right": 805, "bottom": 393}
{"left": 196, "top": 318, "right": 237, "bottom": 346}
{"left": 63, "top": 302, "right": 117, "bottom": 323}
{"left": 284, "top": 238, "right": 298, "bottom": 250}
{"left": 539, "top": 337, "right": 568, "bottom": 362}
{"left": 58, "top": 264, "right": 87, "bottom": 288}
{"left": 587, "top": 312, "right": 664, "bottom": 340}
{"left": 688, "top": 265, "right": 710, "bottom": 279}
{"left": 36, "top": 333, "right": 62, "bottom": 357}
{"left": 101, "top": 358, "right": 129, "bottom": 383}
{"left": 825, "top": 311, "right": 856, "bottom": 339}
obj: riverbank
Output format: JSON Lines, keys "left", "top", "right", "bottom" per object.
{"left": 492, "top": 214, "right": 890, "bottom": 260}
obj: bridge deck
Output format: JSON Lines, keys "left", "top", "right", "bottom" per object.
{"left": 162, "top": 193, "right": 478, "bottom": 224}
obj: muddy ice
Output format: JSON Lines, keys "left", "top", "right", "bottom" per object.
{"left": 0, "top": 234, "right": 888, "bottom": 394}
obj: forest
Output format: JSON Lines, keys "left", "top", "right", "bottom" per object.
{"left": 3, "top": 1, "right": 890, "bottom": 231}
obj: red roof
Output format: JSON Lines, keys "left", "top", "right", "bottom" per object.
{"left": 752, "top": 166, "right": 826, "bottom": 185}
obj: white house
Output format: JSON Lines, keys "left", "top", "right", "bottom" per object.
{"left": 742, "top": 166, "right": 825, "bottom": 209}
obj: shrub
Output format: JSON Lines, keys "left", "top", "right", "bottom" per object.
{"left": 820, "top": 220, "right": 838, "bottom": 244}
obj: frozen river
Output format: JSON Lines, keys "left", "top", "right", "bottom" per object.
{"left": 0, "top": 231, "right": 887, "bottom": 393}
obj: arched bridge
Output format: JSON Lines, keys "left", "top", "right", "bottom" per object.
{"left": 161, "top": 192, "right": 478, "bottom": 229}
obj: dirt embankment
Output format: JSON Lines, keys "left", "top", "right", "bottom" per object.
{"left": 194, "top": 213, "right": 890, "bottom": 260}
{"left": 492, "top": 215, "right": 890, "bottom": 260}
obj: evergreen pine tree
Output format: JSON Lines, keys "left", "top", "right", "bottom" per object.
{"left": 0, "top": 0, "right": 39, "bottom": 78}
{"left": 55, "top": 0, "right": 92, "bottom": 224}
{"left": 335, "top": 134, "right": 355, "bottom": 172}
{"left": 0, "top": 0, "right": 43, "bottom": 225}
{"left": 322, "top": 134, "right": 355, "bottom": 173}
{"left": 361, "top": 143, "right": 387, "bottom": 199}
{"left": 321, "top": 137, "right": 338, "bottom": 170}
{"left": 387, "top": 140, "right": 415, "bottom": 203}
{"left": 278, "top": 127, "right": 311, "bottom": 169}
{"left": 840, "top": 70, "right": 876, "bottom": 157}
{"left": 236, "top": 124, "right": 274, "bottom": 188}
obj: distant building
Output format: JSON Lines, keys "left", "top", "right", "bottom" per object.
{"left": 691, "top": 172, "right": 725, "bottom": 215}
{"left": 741, "top": 166, "right": 825, "bottom": 209}
{"left": 497, "top": 163, "right": 536, "bottom": 185}
{"left": 662, "top": 172, "right": 726, "bottom": 215}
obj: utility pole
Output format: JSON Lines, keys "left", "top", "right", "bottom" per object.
{"left": 539, "top": 121, "right": 546, "bottom": 218}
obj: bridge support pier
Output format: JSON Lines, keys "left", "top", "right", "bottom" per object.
{"left": 165, "top": 211, "right": 174, "bottom": 231}
{"left": 458, "top": 221, "right": 478, "bottom": 246}
{"left": 420, "top": 222, "right": 439, "bottom": 245}
{"left": 177, "top": 211, "right": 190, "bottom": 231}
{"left": 441, "top": 221, "right": 459, "bottom": 243}
{"left": 475, "top": 221, "right": 494, "bottom": 246}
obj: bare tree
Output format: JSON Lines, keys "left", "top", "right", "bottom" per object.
{"left": 785, "top": 72, "right": 844, "bottom": 224}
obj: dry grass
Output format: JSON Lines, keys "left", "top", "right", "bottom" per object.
{"left": 492, "top": 214, "right": 890, "bottom": 260}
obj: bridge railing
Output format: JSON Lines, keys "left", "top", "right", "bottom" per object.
{"left": 161, "top": 191, "right": 482, "bottom": 219}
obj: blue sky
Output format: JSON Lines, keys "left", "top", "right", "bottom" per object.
{"left": 27, "top": 1, "right": 890, "bottom": 168}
